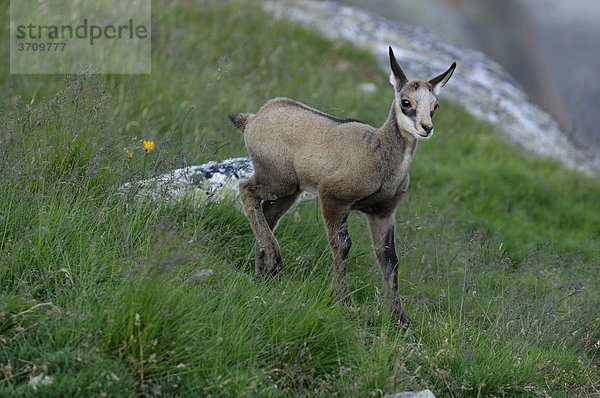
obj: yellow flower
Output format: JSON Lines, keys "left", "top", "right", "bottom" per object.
{"left": 143, "top": 141, "right": 154, "bottom": 152}
{"left": 128, "top": 152, "right": 133, "bottom": 159}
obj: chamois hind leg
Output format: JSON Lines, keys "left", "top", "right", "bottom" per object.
{"left": 366, "top": 213, "right": 411, "bottom": 324}
{"left": 263, "top": 191, "right": 301, "bottom": 231}
{"left": 238, "top": 177, "right": 285, "bottom": 278}
{"left": 319, "top": 196, "right": 352, "bottom": 301}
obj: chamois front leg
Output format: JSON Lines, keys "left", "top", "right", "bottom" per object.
{"left": 239, "top": 178, "right": 283, "bottom": 278}
{"left": 367, "top": 213, "right": 411, "bottom": 324}
{"left": 320, "top": 196, "right": 352, "bottom": 301}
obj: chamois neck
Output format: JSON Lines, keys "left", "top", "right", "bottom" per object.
{"left": 380, "top": 98, "right": 417, "bottom": 155}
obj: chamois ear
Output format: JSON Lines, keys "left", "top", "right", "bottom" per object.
{"left": 389, "top": 46, "right": 408, "bottom": 91}
{"left": 429, "top": 62, "right": 456, "bottom": 95}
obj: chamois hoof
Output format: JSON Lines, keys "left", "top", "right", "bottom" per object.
{"left": 255, "top": 244, "right": 283, "bottom": 279}
{"left": 265, "top": 254, "right": 283, "bottom": 278}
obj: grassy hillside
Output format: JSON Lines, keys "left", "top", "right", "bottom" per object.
{"left": 1, "top": 0, "right": 599, "bottom": 396}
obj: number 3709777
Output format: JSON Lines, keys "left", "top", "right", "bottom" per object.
{"left": 17, "top": 42, "right": 66, "bottom": 51}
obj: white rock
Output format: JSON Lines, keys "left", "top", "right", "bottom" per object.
{"left": 123, "top": 158, "right": 316, "bottom": 205}
{"left": 385, "top": 389, "right": 436, "bottom": 398}
{"left": 28, "top": 374, "right": 54, "bottom": 390}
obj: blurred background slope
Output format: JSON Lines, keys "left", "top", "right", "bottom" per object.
{"left": 339, "top": 0, "right": 600, "bottom": 148}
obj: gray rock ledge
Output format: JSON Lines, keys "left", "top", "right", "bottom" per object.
{"left": 121, "top": 158, "right": 254, "bottom": 202}
{"left": 385, "top": 389, "right": 436, "bottom": 398}
{"left": 121, "top": 158, "right": 315, "bottom": 203}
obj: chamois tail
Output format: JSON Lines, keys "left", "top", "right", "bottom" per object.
{"left": 229, "top": 113, "right": 254, "bottom": 132}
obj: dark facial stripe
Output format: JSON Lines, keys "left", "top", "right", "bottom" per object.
{"left": 430, "top": 102, "right": 438, "bottom": 118}
{"left": 400, "top": 97, "right": 417, "bottom": 119}
{"left": 401, "top": 106, "right": 417, "bottom": 118}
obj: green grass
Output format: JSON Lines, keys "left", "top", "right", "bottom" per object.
{"left": 1, "top": 0, "right": 599, "bottom": 396}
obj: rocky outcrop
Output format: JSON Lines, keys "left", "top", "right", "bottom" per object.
{"left": 264, "top": 0, "right": 599, "bottom": 175}
{"left": 122, "top": 158, "right": 313, "bottom": 203}
{"left": 385, "top": 390, "right": 435, "bottom": 398}
{"left": 121, "top": 158, "right": 253, "bottom": 202}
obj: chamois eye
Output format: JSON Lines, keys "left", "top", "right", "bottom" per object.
{"left": 401, "top": 99, "right": 411, "bottom": 108}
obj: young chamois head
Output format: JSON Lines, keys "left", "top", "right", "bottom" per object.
{"left": 388, "top": 46, "right": 456, "bottom": 140}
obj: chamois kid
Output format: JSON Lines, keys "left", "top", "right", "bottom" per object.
{"left": 230, "top": 46, "right": 455, "bottom": 323}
